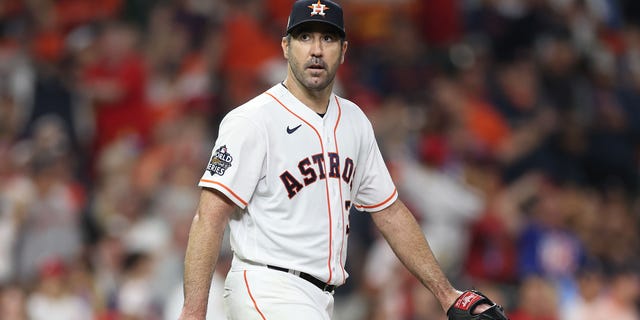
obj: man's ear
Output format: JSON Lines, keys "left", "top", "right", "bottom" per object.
{"left": 281, "top": 37, "right": 289, "bottom": 59}
{"left": 340, "top": 41, "right": 348, "bottom": 64}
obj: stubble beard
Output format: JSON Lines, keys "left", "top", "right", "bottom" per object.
{"left": 289, "top": 54, "right": 338, "bottom": 92}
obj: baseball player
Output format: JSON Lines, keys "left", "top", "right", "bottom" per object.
{"left": 179, "top": 1, "right": 508, "bottom": 320}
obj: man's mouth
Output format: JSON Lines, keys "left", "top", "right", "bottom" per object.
{"left": 307, "top": 58, "right": 326, "bottom": 71}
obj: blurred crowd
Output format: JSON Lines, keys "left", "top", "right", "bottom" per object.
{"left": 0, "top": 0, "right": 639, "bottom": 319}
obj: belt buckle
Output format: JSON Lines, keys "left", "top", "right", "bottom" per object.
{"left": 322, "top": 283, "right": 335, "bottom": 293}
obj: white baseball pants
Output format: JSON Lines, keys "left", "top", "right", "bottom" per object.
{"left": 223, "top": 268, "right": 335, "bottom": 319}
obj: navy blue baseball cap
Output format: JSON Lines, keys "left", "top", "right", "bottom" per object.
{"left": 286, "top": 0, "right": 346, "bottom": 38}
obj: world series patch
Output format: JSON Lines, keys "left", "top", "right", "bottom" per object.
{"left": 207, "top": 145, "right": 233, "bottom": 176}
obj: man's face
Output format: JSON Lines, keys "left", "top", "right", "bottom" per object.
{"left": 282, "top": 22, "right": 347, "bottom": 91}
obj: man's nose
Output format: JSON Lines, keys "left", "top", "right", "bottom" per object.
{"left": 310, "top": 37, "right": 323, "bottom": 56}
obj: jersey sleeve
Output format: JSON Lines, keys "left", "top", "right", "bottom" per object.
{"left": 198, "top": 114, "right": 265, "bottom": 209}
{"left": 352, "top": 121, "right": 398, "bottom": 212}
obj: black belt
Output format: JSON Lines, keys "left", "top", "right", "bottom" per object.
{"left": 267, "top": 265, "right": 336, "bottom": 292}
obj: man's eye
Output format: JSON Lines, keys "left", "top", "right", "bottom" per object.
{"left": 300, "top": 34, "right": 311, "bottom": 41}
{"left": 323, "top": 35, "right": 335, "bottom": 42}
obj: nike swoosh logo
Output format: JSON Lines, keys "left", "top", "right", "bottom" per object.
{"left": 287, "top": 124, "right": 302, "bottom": 134}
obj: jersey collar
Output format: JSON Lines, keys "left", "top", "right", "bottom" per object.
{"left": 270, "top": 83, "right": 336, "bottom": 123}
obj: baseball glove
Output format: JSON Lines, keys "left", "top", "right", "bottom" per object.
{"left": 447, "top": 290, "right": 508, "bottom": 320}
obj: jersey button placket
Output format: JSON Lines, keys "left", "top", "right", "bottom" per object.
{"left": 321, "top": 123, "right": 340, "bottom": 280}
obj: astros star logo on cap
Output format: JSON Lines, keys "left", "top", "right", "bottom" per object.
{"left": 286, "top": 0, "right": 345, "bottom": 38}
{"left": 308, "top": 0, "right": 329, "bottom": 16}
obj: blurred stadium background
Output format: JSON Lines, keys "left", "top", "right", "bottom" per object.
{"left": 0, "top": 0, "right": 639, "bottom": 319}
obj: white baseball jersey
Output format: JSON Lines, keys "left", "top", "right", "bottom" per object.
{"left": 199, "top": 83, "right": 397, "bottom": 286}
